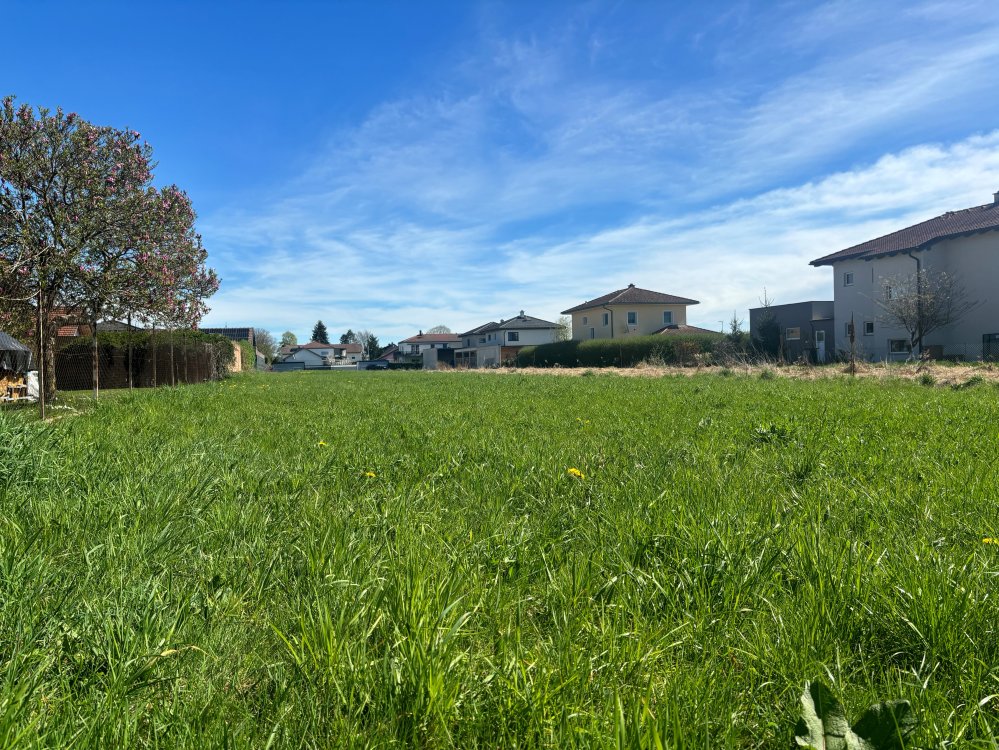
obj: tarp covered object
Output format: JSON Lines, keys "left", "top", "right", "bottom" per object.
{"left": 0, "top": 331, "right": 32, "bottom": 374}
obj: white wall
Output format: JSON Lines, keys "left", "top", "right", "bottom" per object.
{"left": 501, "top": 327, "right": 557, "bottom": 346}
{"left": 832, "top": 230, "right": 999, "bottom": 359}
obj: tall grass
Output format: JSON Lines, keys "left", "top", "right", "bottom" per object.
{"left": 1, "top": 371, "right": 997, "bottom": 747}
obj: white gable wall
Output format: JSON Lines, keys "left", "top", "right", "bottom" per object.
{"left": 832, "top": 230, "right": 999, "bottom": 359}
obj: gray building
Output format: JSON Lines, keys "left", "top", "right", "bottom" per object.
{"left": 749, "top": 301, "right": 835, "bottom": 363}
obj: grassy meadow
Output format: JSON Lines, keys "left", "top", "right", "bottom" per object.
{"left": 2, "top": 370, "right": 999, "bottom": 747}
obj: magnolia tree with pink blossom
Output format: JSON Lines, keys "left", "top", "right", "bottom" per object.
{"left": 0, "top": 96, "right": 219, "bottom": 400}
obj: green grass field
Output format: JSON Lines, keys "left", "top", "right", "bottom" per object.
{"left": 2, "top": 370, "right": 998, "bottom": 748}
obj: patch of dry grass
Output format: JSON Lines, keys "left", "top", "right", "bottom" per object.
{"left": 454, "top": 360, "right": 999, "bottom": 386}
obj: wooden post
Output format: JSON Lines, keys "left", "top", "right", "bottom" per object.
{"left": 127, "top": 311, "right": 133, "bottom": 390}
{"left": 36, "top": 286, "right": 45, "bottom": 420}
{"left": 92, "top": 302, "right": 100, "bottom": 401}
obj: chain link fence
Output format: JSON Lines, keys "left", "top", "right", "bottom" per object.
{"left": 1, "top": 319, "right": 236, "bottom": 417}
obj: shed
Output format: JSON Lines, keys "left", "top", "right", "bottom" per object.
{"left": 0, "top": 331, "right": 32, "bottom": 374}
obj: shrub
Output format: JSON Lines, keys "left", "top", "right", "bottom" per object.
{"left": 516, "top": 334, "right": 723, "bottom": 368}
{"left": 919, "top": 372, "right": 936, "bottom": 386}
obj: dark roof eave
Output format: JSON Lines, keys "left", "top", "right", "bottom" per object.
{"left": 810, "top": 225, "right": 998, "bottom": 266}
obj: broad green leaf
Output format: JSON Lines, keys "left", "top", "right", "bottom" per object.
{"left": 852, "top": 701, "right": 916, "bottom": 750}
{"left": 795, "top": 681, "right": 854, "bottom": 750}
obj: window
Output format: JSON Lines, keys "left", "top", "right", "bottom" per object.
{"left": 844, "top": 322, "right": 854, "bottom": 337}
{"left": 627, "top": 311, "right": 637, "bottom": 325}
{"left": 582, "top": 316, "right": 588, "bottom": 325}
{"left": 602, "top": 312, "right": 609, "bottom": 326}
{"left": 478, "top": 336, "right": 486, "bottom": 344}
{"left": 663, "top": 311, "right": 673, "bottom": 325}
{"left": 785, "top": 327, "right": 801, "bottom": 341}
{"left": 507, "top": 331, "right": 519, "bottom": 342}
{"left": 843, "top": 272, "right": 854, "bottom": 286}
{"left": 889, "top": 339, "right": 912, "bottom": 354}
{"left": 589, "top": 327, "right": 595, "bottom": 339}
{"left": 410, "top": 344, "right": 419, "bottom": 354}
{"left": 884, "top": 284, "right": 894, "bottom": 300}
{"left": 863, "top": 321, "right": 874, "bottom": 336}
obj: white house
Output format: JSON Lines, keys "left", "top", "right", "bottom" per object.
{"left": 811, "top": 191, "right": 999, "bottom": 360}
{"left": 455, "top": 312, "right": 561, "bottom": 368}
{"left": 278, "top": 341, "right": 364, "bottom": 366}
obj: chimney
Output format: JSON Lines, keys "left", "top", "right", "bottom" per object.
{"left": 418, "top": 329, "right": 422, "bottom": 336}
{"left": 993, "top": 190, "right": 999, "bottom": 206}
{"left": 628, "top": 283, "right": 635, "bottom": 288}
{"left": 519, "top": 310, "right": 525, "bottom": 317}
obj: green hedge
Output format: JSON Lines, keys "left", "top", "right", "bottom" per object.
{"left": 515, "top": 334, "right": 723, "bottom": 368}
{"left": 238, "top": 340, "right": 255, "bottom": 371}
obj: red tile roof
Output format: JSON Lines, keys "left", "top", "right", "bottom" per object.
{"left": 561, "top": 284, "right": 699, "bottom": 314}
{"left": 57, "top": 325, "right": 80, "bottom": 337}
{"left": 811, "top": 199, "right": 999, "bottom": 266}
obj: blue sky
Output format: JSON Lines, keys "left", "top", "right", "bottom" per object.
{"left": 7, "top": 0, "right": 999, "bottom": 342}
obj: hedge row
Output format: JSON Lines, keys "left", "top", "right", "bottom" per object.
{"left": 515, "top": 334, "right": 723, "bottom": 368}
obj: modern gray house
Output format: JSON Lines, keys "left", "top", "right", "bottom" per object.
{"left": 749, "top": 301, "right": 835, "bottom": 363}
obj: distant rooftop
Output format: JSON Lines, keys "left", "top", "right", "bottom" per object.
{"left": 561, "top": 284, "right": 699, "bottom": 314}
{"left": 459, "top": 312, "right": 558, "bottom": 337}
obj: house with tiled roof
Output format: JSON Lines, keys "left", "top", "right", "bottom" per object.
{"left": 398, "top": 331, "right": 461, "bottom": 356}
{"left": 811, "top": 191, "right": 999, "bottom": 360}
{"left": 561, "top": 284, "right": 700, "bottom": 341}
{"left": 455, "top": 312, "right": 561, "bottom": 368}
{"left": 277, "top": 341, "right": 363, "bottom": 367}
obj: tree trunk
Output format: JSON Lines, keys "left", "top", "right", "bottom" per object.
{"left": 43, "top": 319, "right": 57, "bottom": 403}
{"left": 170, "top": 331, "right": 175, "bottom": 386}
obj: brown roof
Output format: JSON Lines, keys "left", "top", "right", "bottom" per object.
{"left": 399, "top": 332, "right": 462, "bottom": 344}
{"left": 561, "top": 284, "right": 699, "bottom": 314}
{"left": 57, "top": 325, "right": 80, "bottom": 337}
{"left": 297, "top": 341, "right": 334, "bottom": 349}
{"left": 811, "top": 198, "right": 999, "bottom": 266}
{"left": 340, "top": 343, "right": 363, "bottom": 353}
{"left": 459, "top": 313, "right": 558, "bottom": 337}
{"left": 653, "top": 324, "right": 721, "bottom": 335}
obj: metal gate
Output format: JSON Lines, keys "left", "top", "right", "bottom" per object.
{"left": 984, "top": 333, "right": 999, "bottom": 361}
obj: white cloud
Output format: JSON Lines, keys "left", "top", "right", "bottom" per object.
{"left": 198, "top": 1, "right": 999, "bottom": 342}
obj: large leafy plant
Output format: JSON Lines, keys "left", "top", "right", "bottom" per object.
{"left": 795, "top": 681, "right": 916, "bottom": 750}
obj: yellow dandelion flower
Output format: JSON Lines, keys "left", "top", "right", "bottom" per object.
{"left": 364, "top": 471, "right": 377, "bottom": 478}
{"left": 567, "top": 467, "right": 585, "bottom": 479}
{"left": 317, "top": 441, "right": 327, "bottom": 447}
{"left": 984, "top": 537, "right": 998, "bottom": 545}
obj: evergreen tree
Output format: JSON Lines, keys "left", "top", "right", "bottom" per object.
{"left": 339, "top": 329, "right": 357, "bottom": 344}
{"left": 311, "top": 320, "right": 330, "bottom": 344}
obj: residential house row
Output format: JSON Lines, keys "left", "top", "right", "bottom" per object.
{"left": 228, "top": 189, "right": 999, "bottom": 369}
